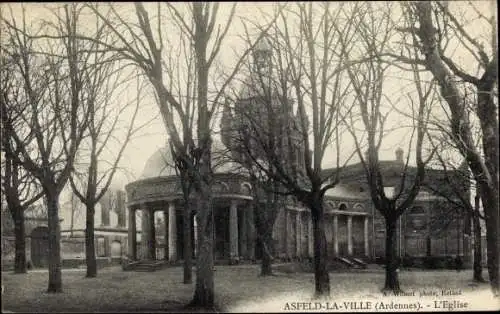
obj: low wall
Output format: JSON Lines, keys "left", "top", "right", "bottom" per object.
{"left": 2, "top": 257, "right": 122, "bottom": 271}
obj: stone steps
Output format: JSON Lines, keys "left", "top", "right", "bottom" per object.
{"left": 334, "top": 256, "right": 368, "bottom": 269}
{"left": 351, "top": 257, "right": 368, "bottom": 269}
{"left": 123, "top": 260, "right": 170, "bottom": 272}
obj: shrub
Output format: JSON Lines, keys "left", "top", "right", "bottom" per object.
{"left": 402, "top": 256, "right": 415, "bottom": 268}
{"left": 423, "top": 256, "right": 449, "bottom": 269}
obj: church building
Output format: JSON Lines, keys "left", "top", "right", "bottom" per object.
{"left": 123, "top": 36, "right": 472, "bottom": 268}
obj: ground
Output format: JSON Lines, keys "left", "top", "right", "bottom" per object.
{"left": 2, "top": 264, "right": 499, "bottom": 312}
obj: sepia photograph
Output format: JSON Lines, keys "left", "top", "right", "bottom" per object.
{"left": 1, "top": 1, "right": 499, "bottom": 312}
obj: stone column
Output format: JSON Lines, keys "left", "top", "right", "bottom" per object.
{"left": 286, "top": 209, "right": 293, "bottom": 259}
{"left": 239, "top": 208, "right": 248, "bottom": 259}
{"left": 347, "top": 215, "right": 353, "bottom": 256}
{"left": 229, "top": 200, "right": 239, "bottom": 262}
{"left": 128, "top": 207, "right": 137, "bottom": 260}
{"left": 163, "top": 208, "right": 168, "bottom": 260}
{"left": 333, "top": 214, "right": 339, "bottom": 256}
{"left": 101, "top": 201, "right": 110, "bottom": 226}
{"left": 308, "top": 215, "right": 313, "bottom": 258}
{"left": 139, "top": 208, "right": 146, "bottom": 259}
{"left": 116, "top": 190, "right": 126, "bottom": 227}
{"left": 168, "top": 202, "right": 177, "bottom": 261}
{"left": 141, "top": 207, "right": 153, "bottom": 260}
{"left": 149, "top": 209, "right": 156, "bottom": 260}
{"left": 364, "top": 216, "right": 369, "bottom": 257}
{"left": 295, "top": 211, "right": 301, "bottom": 258}
{"left": 26, "top": 236, "right": 32, "bottom": 263}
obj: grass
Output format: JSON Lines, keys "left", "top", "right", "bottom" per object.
{"left": 2, "top": 264, "right": 499, "bottom": 312}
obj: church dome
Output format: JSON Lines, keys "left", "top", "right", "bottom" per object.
{"left": 140, "top": 139, "right": 240, "bottom": 179}
{"left": 141, "top": 146, "right": 177, "bottom": 178}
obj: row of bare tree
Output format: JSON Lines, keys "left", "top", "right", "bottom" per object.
{"left": 1, "top": 4, "right": 146, "bottom": 290}
{"left": 1, "top": 1, "right": 497, "bottom": 308}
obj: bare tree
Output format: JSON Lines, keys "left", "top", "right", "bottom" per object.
{"left": 223, "top": 3, "right": 360, "bottom": 297}
{"left": 337, "top": 2, "right": 437, "bottom": 292}
{"left": 404, "top": 1, "right": 498, "bottom": 294}
{"left": 79, "top": 2, "right": 282, "bottom": 308}
{"left": 221, "top": 102, "right": 282, "bottom": 275}
{"left": 0, "top": 4, "right": 90, "bottom": 292}
{"left": 424, "top": 139, "right": 485, "bottom": 281}
{"left": 251, "top": 173, "right": 282, "bottom": 275}
{"left": 0, "top": 53, "right": 44, "bottom": 274}
{"left": 148, "top": 141, "right": 196, "bottom": 284}
{"left": 162, "top": 20, "right": 199, "bottom": 283}
{"left": 170, "top": 142, "right": 195, "bottom": 284}
{"left": 67, "top": 38, "right": 142, "bottom": 278}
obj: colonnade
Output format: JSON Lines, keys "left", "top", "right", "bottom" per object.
{"left": 331, "top": 213, "right": 370, "bottom": 256}
{"left": 127, "top": 202, "right": 179, "bottom": 261}
{"left": 284, "top": 208, "right": 371, "bottom": 258}
{"left": 229, "top": 199, "right": 256, "bottom": 261}
{"left": 127, "top": 200, "right": 372, "bottom": 262}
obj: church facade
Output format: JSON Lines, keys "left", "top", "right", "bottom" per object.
{"left": 1, "top": 36, "right": 472, "bottom": 272}
{"left": 124, "top": 149, "right": 472, "bottom": 266}
{"left": 123, "top": 35, "right": 471, "bottom": 267}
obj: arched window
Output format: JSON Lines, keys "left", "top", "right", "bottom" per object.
{"left": 109, "top": 211, "right": 118, "bottom": 227}
{"left": 110, "top": 241, "right": 122, "bottom": 258}
{"left": 240, "top": 182, "right": 252, "bottom": 195}
{"left": 339, "top": 203, "right": 347, "bottom": 211}
{"left": 212, "top": 182, "right": 229, "bottom": 193}
{"left": 353, "top": 203, "right": 365, "bottom": 212}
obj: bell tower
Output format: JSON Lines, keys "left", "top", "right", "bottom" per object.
{"left": 253, "top": 34, "right": 272, "bottom": 73}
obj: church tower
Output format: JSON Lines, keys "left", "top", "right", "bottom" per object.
{"left": 221, "top": 33, "right": 307, "bottom": 182}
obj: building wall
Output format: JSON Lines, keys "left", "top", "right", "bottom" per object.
{"left": 263, "top": 196, "right": 468, "bottom": 262}
{"left": 120, "top": 161, "right": 470, "bottom": 265}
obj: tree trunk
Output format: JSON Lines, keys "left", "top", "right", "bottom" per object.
{"left": 482, "top": 191, "right": 499, "bottom": 293}
{"left": 13, "top": 208, "right": 27, "bottom": 274}
{"left": 413, "top": 2, "right": 499, "bottom": 294}
{"left": 247, "top": 203, "right": 256, "bottom": 262}
{"left": 255, "top": 200, "right": 277, "bottom": 276}
{"left": 148, "top": 210, "right": 156, "bottom": 260}
{"left": 310, "top": 200, "right": 330, "bottom": 298}
{"left": 190, "top": 182, "right": 215, "bottom": 308}
{"left": 46, "top": 192, "right": 62, "bottom": 293}
{"left": 70, "top": 194, "right": 75, "bottom": 237}
{"left": 477, "top": 73, "right": 499, "bottom": 296}
{"left": 86, "top": 203, "right": 97, "bottom": 278}
{"left": 426, "top": 236, "right": 431, "bottom": 257}
{"left": 183, "top": 204, "right": 193, "bottom": 284}
{"left": 384, "top": 216, "right": 401, "bottom": 292}
{"left": 472, "top": 211, "right": 484, "bottom": 282}
{"left": 260, "top": 233, "right": 273, "bottom": 276}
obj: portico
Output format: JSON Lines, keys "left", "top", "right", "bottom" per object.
{"left": 127, "top": 200, "right": 185, "bottom": 261}
{"left": 277, "top": 203, "right": 372, "bottom": 260}
{"left": 126, "top": 173, "right": 374, "bottom": 263}
{"left": 125, "top": 174, "right": 257, "bottom": 263}
{"left": 329, "top": 210, "right": 371, "bottom": 257}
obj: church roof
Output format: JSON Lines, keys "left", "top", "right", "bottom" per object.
{"left": 324, "top": 184, "right": 368, "bottom": 199}
{"left": 140, "top": 139, "right": 241, "bottom": 179}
